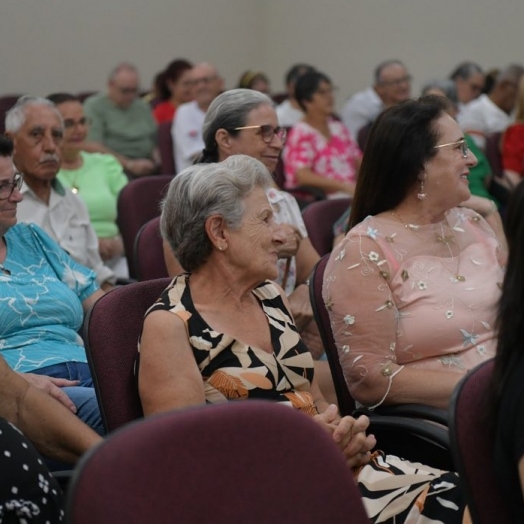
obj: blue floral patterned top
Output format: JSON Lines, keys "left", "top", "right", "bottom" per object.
{"left": 0, "top": 223, "right": 98, "bottom": 372}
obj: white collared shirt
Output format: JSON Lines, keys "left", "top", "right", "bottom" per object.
{"left": 341, "top": 87, "right": 383, "bottom": 139}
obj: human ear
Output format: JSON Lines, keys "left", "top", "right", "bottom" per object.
{"left": 215, "top": 129, "right": 235, "bottom": 157}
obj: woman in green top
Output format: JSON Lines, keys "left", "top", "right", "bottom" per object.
{"left": 48, "top": 93, "right": 129, "bottom": 278}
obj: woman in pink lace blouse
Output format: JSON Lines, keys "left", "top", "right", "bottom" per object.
{"left": 283, "top": 71, "right": 361, "bottom": 198}
{"left": 324, "top": 96, "right": 507, "bottom": 410}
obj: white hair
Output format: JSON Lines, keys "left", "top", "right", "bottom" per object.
{"left": 5, "top": 95, "right": 63, "bottom": 133}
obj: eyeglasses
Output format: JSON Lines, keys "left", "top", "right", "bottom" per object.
{"left": 434, "top": 138, "right": 469, "bottom": 158}
{"left": 63, "top": 117, "right": 91, "bottom": 129}
{"left": 194, "top": 75, "right": 218, "bottom": 85}
{"left": 379, "top": 75, "right": 412, "bottom": 87}
{"left": 118, "top": 86, "right": 139, "bottom": 95}
{"left": 315, "top": 86, "right": 338, "bottom": 96}
{"left": 0, "top": 173, "right": 23, "bottom": 200}
{"left": 233, "top": 125, "right": 287, "bottom": 144}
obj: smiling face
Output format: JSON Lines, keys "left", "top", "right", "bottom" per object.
{"left": 424, "top": 113, "right": 478, "bottom": 209}
{"left": 226, "top": 187, "right": 285, "bottom": 282}
{"left": 168, "top": 68, "right": 195, "bottom": 105}
{"left": 0, "top": 156, "right": 23, "bottom": 236}
{"left": 55, "top": 100, "right": 88, "bottom": 153}
{"left": 11, "top": 104, "right": 63, "bottom": 184}
{"left": 224, "top": 104, "right": 284, "bottom": 173}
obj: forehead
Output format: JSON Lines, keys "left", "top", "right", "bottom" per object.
{"left": 245, "top": 104, "right": 278, "bottom": 126}
{"left": 380, "top": 63, "right": 408, "bottom": 81}
{"left": 20, "top": 105, "right": 62, "bottom": 130}
{"left": 0, "top": 156, "right": 15, "bottom": 180}
{"left": 113, "top": 69, "right": 139, "bottom": 85}
{"left": 434, "top": 112, "right": 462, "bottom": 140}
{"left": 56, "top": 100, "right": 84, "bottom": 117}
{"left": 243, "top": 186, "right": 271, "bottom": 215}
{"left": 193, "top": 64, "right": 216, "bottom": 79}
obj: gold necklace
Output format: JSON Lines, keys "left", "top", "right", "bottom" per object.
{"left": 391, "top": 210, "right": 466, "bottom": 282}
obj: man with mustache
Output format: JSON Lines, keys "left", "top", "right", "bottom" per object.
{"left": 5, "top": 96, "right": 115, "bottom": 289}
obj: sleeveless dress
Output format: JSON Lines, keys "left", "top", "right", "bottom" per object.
{"left": 141, "top": 274, "right": 466, "bottom": 524}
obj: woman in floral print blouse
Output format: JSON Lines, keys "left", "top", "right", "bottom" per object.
{"left": 324, "top": 96, "right": 507, "bottom": 410}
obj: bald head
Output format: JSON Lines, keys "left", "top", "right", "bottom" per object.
{"left": 191, "top": 62, "right": 223, "bottom": 111}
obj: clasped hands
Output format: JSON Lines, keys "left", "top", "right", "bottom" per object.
{"left": 314, "top": 404, "right": 376, "bottom": 469}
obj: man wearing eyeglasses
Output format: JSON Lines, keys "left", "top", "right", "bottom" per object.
{"left": 83, "top": 62, "right": 159, "bottom": 178}
{"left": 341, "top": 59, "right": 412, "bottom": 139}
{"left": 172, "top": 62, "right": 224, "bottom": 173}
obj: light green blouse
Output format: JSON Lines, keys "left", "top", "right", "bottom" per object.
{"left": 58, "top": 151, "right": 128, "bottom": 238}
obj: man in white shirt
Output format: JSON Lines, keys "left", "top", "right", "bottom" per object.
{"left": 458, "top": 64, "right": 524, "bottom": 150}
{"left": 172, "top": 62, "right": 223, "bottom": 172}
{"left": 276, "top": 63, "right": 316, "bottom": 127}
{"left": 5, "top": 96, "right": 115, "bottom": 289}
{"left": 341, "top": 60, "right": 412, "bottom": 139}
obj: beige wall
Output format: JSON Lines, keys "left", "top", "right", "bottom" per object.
{"left": 1, "top": 0, "right": 523, "bottom": 110}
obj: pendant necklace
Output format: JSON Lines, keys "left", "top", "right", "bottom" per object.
{"left": 391, "top": 210, "right": 466, "bottom": 283}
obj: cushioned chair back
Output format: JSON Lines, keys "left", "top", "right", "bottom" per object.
{"left": 158, "top": 121, "right": 176, "bottom": 174}
{"left": 449, "top": 359, "right": 512, "bottom": 524}
{"left": 116, "top": 175, "right": 173, "bottom": 278}
{"left": 133, "top": 216, "right": 168, "bottom": 281}
{"left": 83, "top": 278, "right": 172, "bottom": 432}
{"left": 484, "top": 132, "right": 504, "bottom": 179}
{"left": 66, "top": 401, "right": 367, "bottom": 524}
{"left": 302, "top": 198, "right": 350, "bottom": 256}
{"left": 309, "top": 254, "right": 355, "bottom": 415}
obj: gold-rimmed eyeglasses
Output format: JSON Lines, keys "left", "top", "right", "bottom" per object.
{"left": 434, "top": 138, "right": 469, "bottom": 158}
{"left": 232, "top": 125, "right": 287, "bottom": 144}
{"left": 0, "top": 173, "right": 23, "bottom": 200}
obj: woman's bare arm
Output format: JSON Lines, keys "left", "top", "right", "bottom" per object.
{"left": 138, "top": 310, "right": 205, "bottom": 416}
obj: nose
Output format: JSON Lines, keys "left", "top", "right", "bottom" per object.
{"left": 270, "top": 133, "right": 285, "bottom": 151}
{"left": 466, "top": 149, "right": 478, "bottom": 168}
{"left": 42, "top": 132, "right": 59, "bottom": 152}
{"left": 9, "top": 186, "right": 23, "bottom": 203}
{"left": 272, "top": 223, "right": 287, "bottom": 245}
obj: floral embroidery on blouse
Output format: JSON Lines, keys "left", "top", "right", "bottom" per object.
{"left": 323, "top": 207, "right": 504, "bottom": 408}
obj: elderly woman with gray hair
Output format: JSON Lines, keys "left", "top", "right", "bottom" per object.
{"left": 139, "top": 155, "right": 469, "bottom": 524}
{"left": 162, "top": 88, "right": 333, "bottom": 397}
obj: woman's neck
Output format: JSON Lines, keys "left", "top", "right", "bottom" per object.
{"left": 61, "top": 148, "right": 83, "bottom": 170}
{"left": 189, "top": 264, "right": 260, "bottom": 311}
{"left": 304, "top": 113, "right": 330, "bottom": 136}
{"left": 393, "top": 198, "right": 447, "bottom": 226}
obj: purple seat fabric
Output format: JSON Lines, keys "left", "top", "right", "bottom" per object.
{"left": 83, "top": 278, "right": 172, "bottom": 433}
{"left": 116, "top": 175, "right": 173, "bottom": 278}
{"left": 133, "top": 216, "right": 168, "bottom": 281}
{"left": 449, "top": 359, "right": 512, "bottom": 524}
{"left": 158, "top": 120, "right": 176, "bottom": 175}
{"left": 66, "top": 401, "right": 368, "bottom": 524}
{"left": 301, "top": 198, "right": 350, "bottom": 256}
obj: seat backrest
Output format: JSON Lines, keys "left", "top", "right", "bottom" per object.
{"left": 309, "top": 254, "right": 355, "bottom": 415}
{"left": 449, "top": 359, "right": 512, "bottom": 524}
{"left": 133, "top": 216, "right": 168, "bottom": 281}
{"left": 485, "top": 131, "right": 503, "bottom": 179}
{"left": 302, "top": 198, "right": 350, "bottom": 256}
{"left": 83, "top": 278, "right": 172, "bottom": 432}
{"left": 116, "top": 175, "right": 173, "bottom": 278}
{"left": 66, "top": 401, "right": 367, "bottom": 524}
{"left": 157, "top": 121, "right": 176, "bottom": 174}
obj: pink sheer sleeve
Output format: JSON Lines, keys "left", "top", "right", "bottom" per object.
{"left": 323, "top": 231, "right": 403, "bottom": 408}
